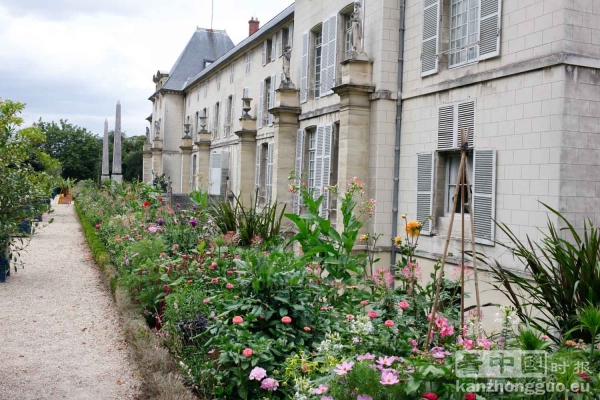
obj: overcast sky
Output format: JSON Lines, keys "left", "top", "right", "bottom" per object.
{"left": 0, "top": 0, "right": 289, "bottom": 138}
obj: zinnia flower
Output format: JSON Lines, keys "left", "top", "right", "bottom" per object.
{"left": 143, "top": 201, "right": 150, "bottom": 207}
{"left": 334, "top": 361, "right": 354, "bottom": 375}
{"left": 346, "top": 314, "right": 355, "bottom": 320}
{"left": 211, "top": 278, "right": 219, "bottom": 284}
{"left": 313, "top": 385, "right": 329, "bottom": 395}
{"left": 398, "top": 301, "right": 410, "bottom": 310}
{"left": 249, "top": 366, "right": 267, "bottom": 381}
{"left": 380, "top": 371, "right": 399, "bottom": 385}
{"left": 232, "top": 316, "right": 243, "bottom": 324}
{"left": 226, "top": 283, "right": 234, "bottom": 289}
{"left": 360, "top": 300, "right": 369, "bottom": 306}
{"left": 384, "top": 320, "right": 395, "bottom": 327}
{"left": 242, "top": 348, "right": 253, "bottom": 357}
{"left": 405, "top": 220, "right": 422, "bottom": 237}
{"left": 368, "top": 311, "right": 378, "bottom": 319}
{"left": 281, "top": 316, "right": 292, "bottom": 324}
{"left": 260, "top": 377, "right": 279, "bottom": 391}
{"left": 465, "top": 393, "right": 476, "bottom": 400}
{"left": 422, "top": 393, "right": 438, "bottom": 400}
{"left": 95, "top": 224, "right": 101, "bottom": 229}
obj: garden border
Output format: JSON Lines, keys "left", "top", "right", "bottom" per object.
{"left": 74, "top": 201, "right": 197, "bottom": 400}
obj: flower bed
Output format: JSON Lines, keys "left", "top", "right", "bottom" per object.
{"left": 76, "top": 180, "right": 600, "bottom": 400}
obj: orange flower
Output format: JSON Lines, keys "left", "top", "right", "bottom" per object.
{"left": 281, "top": 316, "right": 292, "bottom": 324}
{"left": 232, "top": 316, "right": 244, "bottom": 324}
{"left": 359, "top": 234, "right": 368, "bottom": 242}
{"left": 394, "top": 236, "right": 402, "bottom": 246}
{"left": 405, "top": 220, "right": 422, "bottom": 237}
{"left": 303, "top": 326, "right": 311, "bottom": 332}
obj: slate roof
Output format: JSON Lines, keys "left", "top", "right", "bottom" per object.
{"left": 184, "top": 3, "right": 294, "bottom": 91}
{"left": 162, "top": 28, "right": 235, "bottom": 92}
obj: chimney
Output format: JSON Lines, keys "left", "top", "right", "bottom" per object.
{"left": 248, "top": 17, "right": 260, "bottom": 36}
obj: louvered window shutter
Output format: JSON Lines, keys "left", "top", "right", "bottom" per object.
{"left": 458, "top": 100, "right": 475, "bottom": 148}
{"left": 223, "top": 100, "right": 228, "bottom": 136}
{"left": 319, "top": 18, "right": 331, "bottom": 97}
{"left": 421, "top": 0, "right": 441, "bottom": 77}
{"left": 288, "top": 23, "right": 294, "bottom": 47}
{"left": 271, "top": 34, "right": 277, "bottom": 61}
{"left": 209, "top": 152, "right": 222, "bottom": 195}
{"left": 438, "top": 104, "right": 455, "bottom": 150}
{"left": 277, "top": 30, "right": 283, "bottom": 57}
{"left": 472, "top": 148, "right": 496, "bottom": 244}
{"left": 266, "top": 143, "right": 274, "bottom": 203}
{"left": 230, "top": 94, "right": 236, "bottom": 132}
{"left": 314, "top": 125, "right": 325, "bottom": 201}
{"left": 479, "top": 0, "right": 502, "bottom": 60}
{"left": 293, "top": 129, "right": 304, "bottom": 214}
{"left": 262, "top": 40, "right": 267, "bottom": 66}
{"left": 255, "top": 145, "right": 262, "bottom": 190}
{"left": 268, "top": 74, "right": 276, "bottom": 126}
{"left": 300, "top": 32, "right": 309, "bottom": 103}
{"left": 320, "top": 123, "right": 333, "bottom": 218}
{"left": 257, "top": 81, "right": 264, "bottom": 129}
{"left": 325, "top": 15, "right": 338, "bottom": 95}
{"left": 416, "top": 152, "right": 435, "bottom": 235}
{"left": 220, "top": 151, "right": 230, "bottom": 197}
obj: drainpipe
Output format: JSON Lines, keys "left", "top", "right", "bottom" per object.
{"left": 390, "top": 0, "right": 406, "bottom": 276}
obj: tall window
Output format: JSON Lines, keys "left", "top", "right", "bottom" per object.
{"left": 229, "top": 62, "right": 235, "bottom": 83}
{"left": 225, "top": 95, "right": 233, "bottom": 136}
{"left": 214, "top": 102, "right": 220, "bottom": 138}
{"left": 314, "top": 30, "right": 323, "bottom": 98}
{"left": 449, "top": 0, "right": 479, "bottom": 67}
{"left": 307, "top": 129, "right": 316, "bottom": 191}
{"left": 445, "top": 154, "right": 473, "bottom": 214}
{"left": 217, "top": 71, "right": 221, "bottom": 91}
{"left": 264, "top": 77, "right": 272, "bottom": 125}
{"left": 344, "top": 14, "right": 353, "bottom": 57}
{"left": 245, "top": 51, "right": 252, "bottom": 75}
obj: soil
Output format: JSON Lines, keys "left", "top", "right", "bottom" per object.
{"left": 0, "top": 200, "right": 141, "bottom": 399}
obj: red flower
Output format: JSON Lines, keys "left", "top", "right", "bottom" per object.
{"left": 465, "top": 393, "right": 476, "bottom": 400}
{"left": 242, "top": 348, "right": 253, "bottom": 357}
{"left": 95, "top": 224, "right": 101, "bottom": 230}
{"left": 281, "top": 316, "right": 292, "bottom": 324}
{"left": 232, "top": 316, "right": 243, "bottom": 324}
{"left": 422, "top": 393, "right": 438, "bottom": 400}
{"left": 158, "top": 196, "right": 163, "bottom": 202}
{"left": 143, "top": 201, "right": 150, "bottom": 207}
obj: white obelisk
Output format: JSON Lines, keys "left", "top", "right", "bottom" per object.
{"left": 112, "top": 101, "right": 123, "bottom": 182}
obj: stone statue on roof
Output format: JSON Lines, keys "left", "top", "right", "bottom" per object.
{"left": 350, "top": 1, "right": 367, "bottom": 59}
{"left": 146, "top": 127, "right": 150, "bottom": 142}
{"left": 282, "top": 45, "right": 292, "bottom": 83}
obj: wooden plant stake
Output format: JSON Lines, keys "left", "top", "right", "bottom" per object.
{"left": 424, "top": 129, "right": 482, "bottom": 350}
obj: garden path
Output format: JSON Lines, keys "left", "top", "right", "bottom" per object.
{"left": 0, "top": 201, "right": 141, "bottom": 400}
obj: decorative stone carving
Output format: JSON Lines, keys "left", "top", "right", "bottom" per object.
{"left": 280, "top": 46, "right": 296, "bottom": 89}
{"left": 350, "top": 1, "right": 368, "bottom": 60}
{"left": 145, "top": 126, "right": 150, "bottom": 142}
{"left": 154, "top": 120, "right": 160, "bottom": 138}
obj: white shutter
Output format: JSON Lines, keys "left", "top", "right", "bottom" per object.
{"left": 262, "top": 40, "right": 267, "bottom": 66}
{"left": 293, "top": 129, "right": 304, "bottom": 214}
{"left": 220, "top": 151, "right": 230, "bottom": 197}
{"left": 314, "top": 125, "right": 325, "bottom": 201}
{"left": 473, "top": 148, "right": 496, "bottom": 244}
{"left": 458, "top": 100, "right": 475, "bottom": 148}
{"left": 271, "top": 34, "right": 277, "bottom": 61}
{"left": 320, "top": 123, "right": 333, "bottom": 218}
{"left": 222, "top": 99, "right": 228, "bottom": 136}
{"left": 257, "top": 81, "right": 264, "bottom": 129}
{"left": 255, "top": 145, "right": 262, "bottom": 190}
{"left": 416, "top": 152, "right": 435, "bottom": 235}
{"left": 268, "top": 74, "right": 276, "bottom": 126}
{"left": 209, "top": 152, "right": 222, "bottom": 195}
{"left": 323, "top": 15, "right": 338, "bottom": 95}
{"left": 288, "top": 23, "right": 294, "bottom": 48}
{"left": 421, "top": 0, "right": 441, "bottom": 77}
{"left": 479, "top": 0, "right": 502, "bottom": 60}
{"left": 277, "top": 30, "right": 283, "bottom": 57}
{"left": 266, "top": 143, "right": 274, "bottom": 203}
{"left": 231, "top": 93, "right": 236, "bottom": 132}
{"left": 300, "top": 32, "right": 309, "bottom": 103}
{"left": 438, "top": 104, "right": 455, "bottom": 150}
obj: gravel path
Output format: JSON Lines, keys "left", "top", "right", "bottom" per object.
{"left": 0, "top": 201, "right": 141, "bottom": 400}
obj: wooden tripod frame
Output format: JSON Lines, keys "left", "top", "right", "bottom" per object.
{"left": 424, "top": 129, "right": 482, "bottom": 350}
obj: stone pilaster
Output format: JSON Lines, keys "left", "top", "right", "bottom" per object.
{"left": 269, "top": 86, "right": 301, "bottom": 208}
{"left": 234, "top": 116, "right": 258, "bottom": 206}
{"left": 152, "top": 138, "right": 164, "bottom": 178}
{"left": 101, "top": 119, "right": 110, "bottom": 181}
{"left": 112, "top": 101, "right": 123, "bottom": 183}
{"left": 332, "top": 59, "right": 374, "bottom": 230}
{"left": 143, "top": 141, "right": 152, "bottom": 183}
{"left": 194, "top": 133, "right": 211, "bottom": 190}
{"left": 180, "top": 136, "right": 193, "bottom": 193}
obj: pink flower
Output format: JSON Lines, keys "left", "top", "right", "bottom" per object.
{"left": 242, "top": 348, "right": 253, "bottom": 357}
{"left": 422, "top": 393, "right": 439, "bottom": 400}
{"left": 203, "top": 298, "right": 210, "bottom": 304}
{"left": 398, "top": 301, "right": 410, "bottom": 310}
{"left": 368, "top": 311, "right": 378, "bottom": 319}
{"left": 281, "top": 316, "right": 292, "bottom": 324}
{"left": 478, "top": 337, "right": 492, "bottom": 350}
{"left": 260, "top": 377, "right": 279, "bottom": 391}
{"left": 232, "top": 316, "right": 243, "bottom": 324}
{"left": 249, "top": 367, "right": 267, "bottom": 381}
{"left": 541, "top": 335, "right": 549, "bottom": 340}
{"left": 321, "top": 397, "right": 333, "bottom": 400}
{"left": 408, "top": 339, "right": 418, "bottom": 353}
{"left": 380, "top": 370, "right": 400, "bottom": 385}
{"left": 384, "top": 320, "right": 395, "bottom": 327}
{"left": 360, "top": 301, "right": 369, "bottom": 306}
{"left": 148, "top": 226, "right": 158, "bottom": 233}
{"left": 226, "top": 283, "right": 234, "bottom": 289}
{"left": 346, "top": 314, "right": 355, "bottom": 320}
{"left": 376, "top": 356, "right": 396, "bottom": 367}
{"left": 209, "top": 262, "right": 217, "bottom": 270}
{"left": 458, "top": 336, "right": 473, "bottom": 350}
{"left": 172, "top": 244, "right": 179, "bottom": 249}
{"left": 357, "top": 353, "right": 376, "bottom": 361}
{"left": 313, "top": 385, "right": 329, "bottom": 395}
{"left": 334, "top": 361, "right": 354, "bottom": 375}
{"left": 440, "top": 325, "right": 454, "bottom": 337}
{"left": 358, "top": 396, "right": 373, "bottom": 400}
{"left": 211, "top": 278, "right": 219, "bottom": 284}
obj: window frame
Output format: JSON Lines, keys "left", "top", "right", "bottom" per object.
{"left": 344, "top": 13, "right": 353, "bottom": 58}
{"left": 266, "top": 38, "right": 273, "bottom": 63}
{"left": 448, "top": 0, "right": 480, "bottom": 69}
{"left": 263, "top": 77, "right": 272, "bottom": 126}
{"left": 443, "top": 152, "right": 474, "bottom": 216}
{"left": 214, "top": 102, "right": 220, "bottom": 139}
{"left": 313, "top": 29, "right": 323, "bottom": 98}
{"left": 245, "top": 51, "right": 252, "bottom": 75}
{"left": 307, "top": 128, "right": 317, "bottom": 191}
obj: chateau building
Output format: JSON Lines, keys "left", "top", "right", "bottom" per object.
{"left": 144, "top": 0, "right": 600, "bottom": 279}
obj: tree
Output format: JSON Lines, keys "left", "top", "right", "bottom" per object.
{"left": 36, "top": 119, "right": 102, "bottom": 181}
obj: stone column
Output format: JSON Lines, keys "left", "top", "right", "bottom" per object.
{"left": 112, "top": 101, "right": 123, "bottom": 182}
{"left": 332, "top": 59, "right": 374, "bottom": 230}
{"left": 142, "top": 140, "right": 152, "bottom": 183}
{"left": 269, "top": 85, "right": 301, "bottom": 209}
{"left": 180, "top": 135, "right": 193, "bottom": 193}
{"left": 234, "top": 99, "right": 258, "bottom": 206}
{"left": 194, "top": 133, "right": 211, "bottom": 190}
{"left": 152, "top": 138, "right": 164, "bottom": 177}
{"left": 101, "top": 119, "right": 110, "bottom": 181}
